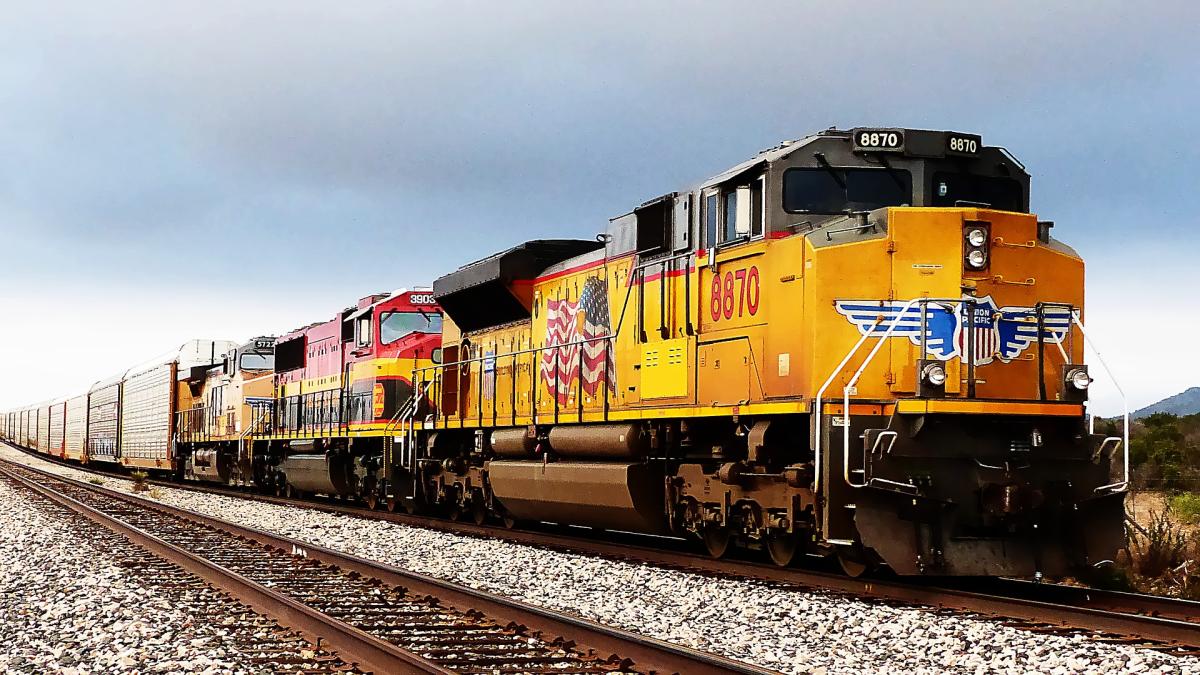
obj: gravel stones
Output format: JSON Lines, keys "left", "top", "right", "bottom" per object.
{"left": 4, "top": 444, "right": 1198, "bottom": 675}
{"left": 0, "top": 478, "right": 261, "bottom": 674}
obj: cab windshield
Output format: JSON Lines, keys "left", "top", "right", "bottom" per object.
{"left": 380, "top": 311, "right": 443, "bottom": 345}
{"left": 930, "top": 172, "right": 1024, "bottom": 212}
{"left": 783, "top": 167, "right": 912, "bottom": 214}
{"left": 239, "top": 352, "right": 274, "bottom": 371}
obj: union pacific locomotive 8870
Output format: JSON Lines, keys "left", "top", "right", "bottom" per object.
{"left": 0, "top": 127, "right": 1127, "bottom": 578}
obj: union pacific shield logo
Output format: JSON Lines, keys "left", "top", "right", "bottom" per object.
{"left": 834, "top": 295, "right": 1071, "bottom": 366}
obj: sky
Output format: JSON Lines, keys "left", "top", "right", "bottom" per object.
{"left": 1, "top": 1, "right": 1197, "bottom": 416}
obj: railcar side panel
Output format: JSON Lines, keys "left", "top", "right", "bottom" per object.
{"left": 49, "top": 401, "right": 66, "bottom": 458}
{"left": 88, "top": 381, "right": 121, "bottom": 462}
{"left": 65, "top": 395, "right": 88, "bottom": 461}
{"left": 37, "top": 404, "right": 50, "bottom": 453}
{"left": 119, "top": 361, "right": 176, "bottom": 469}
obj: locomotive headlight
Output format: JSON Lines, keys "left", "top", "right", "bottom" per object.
{"left": 922, "top": 362, "right": 947, "bottom": 386}
{"left": 1067, "top": 367, "right": 1091, "bottom": 390}
{"left": 1061, "top": 364, "right": 1090, "bottom": 401}
{"left": 963, "top": 222, "right": 990, "bottom": 271}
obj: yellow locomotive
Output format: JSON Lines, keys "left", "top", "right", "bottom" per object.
{"left": 395, "top": 127, "right": 1125, "bottom": 576}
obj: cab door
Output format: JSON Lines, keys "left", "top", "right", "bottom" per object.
{"left": 696, "top": 176, "right": 768, "bottom": 407}
{"left": 632, "top": 193, "right": 697, "bottom": 404}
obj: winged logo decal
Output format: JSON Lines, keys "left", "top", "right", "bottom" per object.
{"left": 834, "top": 296, "right": 1072, "bottom": 366}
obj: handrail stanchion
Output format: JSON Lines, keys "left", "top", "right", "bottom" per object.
{"left": 841, "top": 298, "right": 923, "bottom": 487}
{"left": 1072, "top": 312, "right": 1129, "bottom": 492}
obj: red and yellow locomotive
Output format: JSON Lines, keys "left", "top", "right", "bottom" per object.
{"left": 254, "top": 289, "right": 443, "bottom": 504}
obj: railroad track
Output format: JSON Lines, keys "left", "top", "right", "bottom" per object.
{"left": 0, "top": 457, "right": 774, "bottom": 675}
{"left": 0, "top": 470, "right": 361, "bottom": 674}
{"left": 8, "top": 445, "right": 1200, "bottom": 657}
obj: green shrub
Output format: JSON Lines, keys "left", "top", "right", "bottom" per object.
{"left": 1170, "top": 492, "right": 1200, "bottom": 524}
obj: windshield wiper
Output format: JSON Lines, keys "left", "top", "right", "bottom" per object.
{"left": 877, "top": 154, "right": 908, "bottom": 194}
{"left": 813, "top": 152, "right": 846, "bottom": 189}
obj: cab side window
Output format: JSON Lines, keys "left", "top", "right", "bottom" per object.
{"left": 703, "top": 190, "right": 719, "bottom": 248}
{"left": 356, "top": 316, "right": 372, "bottom": 348}
{"left": 708, "top": 175, "right": 765, "bottom": 248}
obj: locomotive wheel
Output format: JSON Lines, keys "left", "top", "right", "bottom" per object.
{"left": 765, "top": 532, "right": 801, "bottom": 567}
{"left": 702, "top": 526, "right": 733, "bottom": 559}
{"left": 836, "top": 547, "right": 877, "bottom": 578}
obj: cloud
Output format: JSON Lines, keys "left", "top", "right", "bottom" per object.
{"left": 0, "top": 1, "right": 1197, "bottom": 410}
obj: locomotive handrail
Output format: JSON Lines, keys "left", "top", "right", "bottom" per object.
{"left": 1071, "top": 311, "right": 1129, "bottom": 493}
{"left": 412, "top": 334, "right": 617, "bottom": 428}
{"left": 841, "top": 297, "right": 926, "bottom": 488}
{"left": 815, "top": 297, "right": 958, "bottom": 493}
{"left": 813, "top": 322, "right": 880, "bottom": 497}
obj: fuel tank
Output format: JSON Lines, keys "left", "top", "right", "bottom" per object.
{"left": 547, "top": 423, "right": 647, "bottom": 459}
{"left": 487, "top": 460, "right": 666, "bottom": 533}
{"left": 279, "top": 453, "right": 354, "bottom": 496}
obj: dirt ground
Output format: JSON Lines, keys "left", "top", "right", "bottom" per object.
{"left": 1127, "top": 491, "right": 1199, "bottom": 536}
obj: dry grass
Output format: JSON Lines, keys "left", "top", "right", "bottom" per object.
{"left": 1124, "top": 491, "right": 1200, "bottom": 598}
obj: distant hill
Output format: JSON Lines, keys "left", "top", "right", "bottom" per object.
{"left": 1133, "top": 387, "right": 1200, "bottom": 419}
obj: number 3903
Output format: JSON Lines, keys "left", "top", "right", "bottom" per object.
{"left": 710, "top": 266, "right": 760, "bottom": 321}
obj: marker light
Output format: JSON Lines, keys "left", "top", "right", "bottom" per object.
{"left": 967, "top": 249, "right": 987, "bottom": 268}
{"left": 967, "top": 228, "right": 988, "bottom": 247}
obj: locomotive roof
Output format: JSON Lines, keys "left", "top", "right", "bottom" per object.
{"left": 434, "top": 239, "right": 603, "bottom": 298}
{"left": 695, "top": 127, "right": 1022, "bottom": 192}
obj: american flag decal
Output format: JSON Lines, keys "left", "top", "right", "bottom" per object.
{"left": 540, "top": 276, "right": 616, "bottom": 404}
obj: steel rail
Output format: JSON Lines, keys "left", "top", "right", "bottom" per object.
{"left": 8, "top": 445, "right": 1200, "bottom": 653}
{"left": 0, "top": 457, "right": 776, "bottom": 675}
{"left": 153, "top": 480, "right": 1200, "bottom": 651}
{"left": 0, "top": 464, "right": 451, "bottom": 675}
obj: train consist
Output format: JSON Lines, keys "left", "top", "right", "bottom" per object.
{"left": 1, "top": 127, "right": 1129, "bottom": 577}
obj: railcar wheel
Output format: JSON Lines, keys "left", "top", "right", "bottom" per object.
{"left": 501, "top": 513, "right": 518, "bottom": 529}
{"left": 365, "top": 493, "right": 379, "bottom": 510}
{"left": 702, "top": 526, "right": 733, "bottom": 559}
{"left": 766, "top": 532, "right": 801, "bottom": 567}
{"left": 471, "top": 499, "right": 487, "bottom": 526}
{"left": 386, "top": 497, "right": 398, "bottom": 512}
